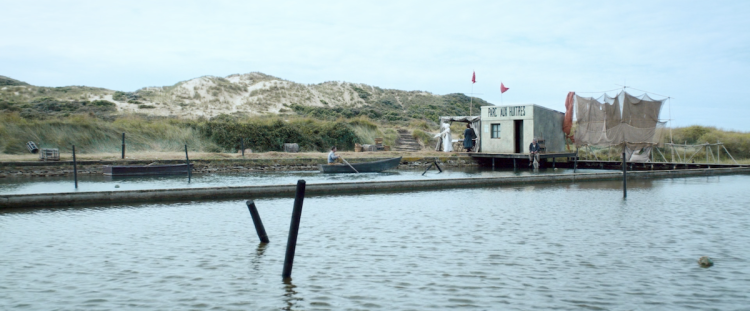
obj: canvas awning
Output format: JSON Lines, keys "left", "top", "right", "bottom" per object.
{"left": 440, "top": 116, "right": 481, "bottom": 123}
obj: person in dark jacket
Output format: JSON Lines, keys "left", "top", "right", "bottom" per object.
{"left": 463, "top": 123, "right": 476, "bottom": 152}
{"left": 529, "top": 138, "right": 540, "bottom": 166}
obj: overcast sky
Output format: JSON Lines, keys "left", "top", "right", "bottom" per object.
{"left": 2, "top": 1, "right": 749, "bottom": 130}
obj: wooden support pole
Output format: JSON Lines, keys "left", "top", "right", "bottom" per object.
{"left": 717, "top": 140, "right": 720, "bottom": 164}
{"left": 246, "top": 200, "right": 270, "bottom": 243}
{"left": 574, "top": 147, "right": 579, "bottom": 173}
{"left": 72, "top": 145, "right": 78, "bottom": 189}
{"left": 422, "top": 163, "right": 434, "bottom": 176}
{"left": 282, "top": 180, "right": 307, "bottom": 279}
{"left": 622, "top": 152, "right": 627, "bottom": 198}
{"left": 492, "top": 158, "right": 495, "bottom": 169}
{"left": 185, "top": 145, "right": 191, "bottom": 183}
{"left": 513, "top": 158, "right": 517, "bottom": 169}
{"left": 121, "top": 133, "right": 126, "bottom": 159}
{"left": 241, "top": 138, "right": 245, "bottom": 157}
{"left": 552, "top": 157, "right": 555, "bottom": 169}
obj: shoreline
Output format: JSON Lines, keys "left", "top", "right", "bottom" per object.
{"left": 0, "top": 153, "right": 479, "bottom": 178}
{"left": 2, "top": 167, "right": 749, "bottom": 209}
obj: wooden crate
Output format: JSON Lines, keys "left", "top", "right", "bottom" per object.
{"left": 39, "top": 148, "right": 60, "bottom": 161}
{"left": 283, "top": 143, "right": 299, "bottom": 153}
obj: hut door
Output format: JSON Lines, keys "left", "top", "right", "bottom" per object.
{"left": 514, "top": 120, "right": 523, "bottom": 153}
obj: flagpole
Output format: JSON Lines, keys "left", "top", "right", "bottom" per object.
{"left": 470, "top": 83, "right": 474, "bottom": 116}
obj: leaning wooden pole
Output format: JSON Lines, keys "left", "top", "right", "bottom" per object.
{"left": 246, "top": 200, "right": 270, "bottom": 243}
{"left": 282, "top": 180, "right": 307, "bottom": 279}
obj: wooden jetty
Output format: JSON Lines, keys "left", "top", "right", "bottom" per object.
{"left": 467, "top": 152, "right": 578, "bottom": 169}
{"left": 102, "top": 164, "right": 193, "bottom": 176}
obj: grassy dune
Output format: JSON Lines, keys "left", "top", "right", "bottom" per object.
{"left": 0, "top": 113, "right": 218, "bottom": 154}
{"left": 0, "top": 113, "right": 440, "bottom": 156}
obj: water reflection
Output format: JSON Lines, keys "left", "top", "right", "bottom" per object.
{"left": 282, "top": 279, "right": 301, "bottom": 311}
{"left": 251, "top": 243, "right": 268, "bottom": 272}
{"left": 2, "top": 175, "right": 749, "bottom": 309}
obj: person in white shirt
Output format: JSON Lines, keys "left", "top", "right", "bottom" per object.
{"left": 328, "top": 146, "right": 343, "bottom": 164}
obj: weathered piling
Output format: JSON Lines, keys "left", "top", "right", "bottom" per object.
{"left": 282, "top": 180, "right": 306, "bottom": 279}
{"left": 72, "top": 145, "right": 78, "bottom": 189}
{"left": 574, "top": 147, "right": 579, "bottom": 173}
{"left": 246, "top": 200, "right": 270, "bottom": 243}
{"left": 622, "top": 152, "right": 627, "bottom": 198}
{"left": 121, "top": 133, "right": 126, "bottom": 159}
{"left": 241, "top": 138, "right": 245, "bottom": 157}
{"left": 185, "top": 145, "right": 191, "bottom": 183}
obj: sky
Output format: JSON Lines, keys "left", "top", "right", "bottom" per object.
{"left": 2, "top": 0, "right": 749, "bottom": 130}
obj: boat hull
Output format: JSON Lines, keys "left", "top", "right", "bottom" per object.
{"left": 103, "top": 164, "right": 193, "bottom": 176}
{"left": 319, "top": 157, "right": 402, "bottom": 173}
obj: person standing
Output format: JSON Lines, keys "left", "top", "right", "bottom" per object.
{"left": 463, "top": 123, "right": 476, "bottom": 152}
{"left": 529, "top": 138, "right": 540, "bottom": 166}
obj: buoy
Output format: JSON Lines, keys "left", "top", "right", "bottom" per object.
{"left": 698, "top": 256, "right": 713, "bottom": 268}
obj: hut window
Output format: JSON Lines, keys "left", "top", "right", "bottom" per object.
{"left": 491, "top": 124, "right": 501, "bottom": 138}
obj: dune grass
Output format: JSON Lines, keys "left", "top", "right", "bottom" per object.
{"left": 0, "top": 113, "right": 219, "bottom": 154}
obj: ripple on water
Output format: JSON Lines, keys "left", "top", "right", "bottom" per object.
{"left": 1, "top": 175, "right": 750, "bottom": 309}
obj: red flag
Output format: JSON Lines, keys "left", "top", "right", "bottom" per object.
{"left": 500, "top": 83, "right": 509, "bottom": 93}
{"left": 471, "top": 71, "right": 476, "bottom": 84}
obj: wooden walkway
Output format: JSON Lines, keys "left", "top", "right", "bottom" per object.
{"left": 466, "top": 152, "right": 578, "bottom": 168}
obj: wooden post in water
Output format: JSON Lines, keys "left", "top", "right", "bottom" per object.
{"left": 282, "top": 180, "right": 306, "bottom": 279}
{"left": 241, "top": 138, "right": 245, "bottom": 157}
{"left": 622, "top": 152, "right": 629, "bottom": 194}
{"left": 246, "top": 200, "right": 270, "bottom": 243}
{"left": 72, "top": 145, "right": 78, "bottom": 189}
{"left": 574, "top": 147, "right": 579, "bottom": 173}
{"left": 552, "top": 157, "right": 555, "bottom": 169}
{"left": 513, "top": 158, "right": 517, "bottom": 169}
{"left": 121, "top": 133, "right": 126, "bottom": 159}
{"left": 185, "top": 145, "right": 191, "bottom": 183}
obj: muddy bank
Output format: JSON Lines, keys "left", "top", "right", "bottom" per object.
{"left": 0, "top": 156, "right": 477, "bottom": 178}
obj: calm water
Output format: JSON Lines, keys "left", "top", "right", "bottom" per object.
{"left": 0, "top": 167, "right": 602, "bottom": 195}
{"left": 2, "top": 175, "right": 749, "bottom": 310}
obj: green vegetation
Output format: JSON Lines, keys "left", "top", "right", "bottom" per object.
{"left": 200, "top": 116, "right": 358, "bottom": 152}
{"left": 666, "top": 125, "right": 750, "bottom": 160}
{"left": 0, "top": 96, "right": 117, "bottom": 120}
{"left": 0, "top": 113, "right": 364, "bottom": 154}
{"left": 0, "top": 75, "right": 30, "bottom": 86}
{"left": 0, "top": 113, "right": 218, "bottom": 154}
